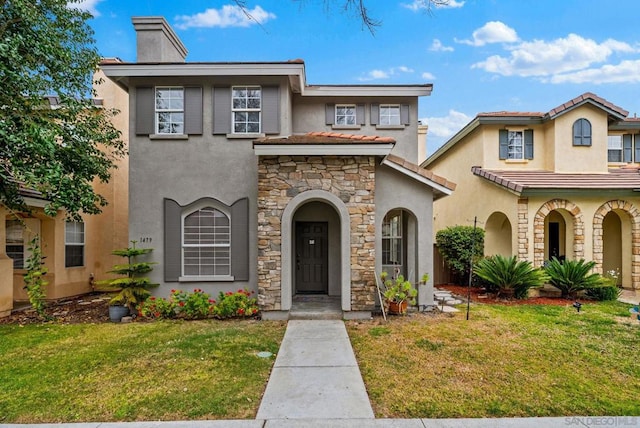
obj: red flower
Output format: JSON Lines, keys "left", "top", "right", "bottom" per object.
{"left": 209, "top": 299, "right": 216, "bottom": 304}
{"left": 238, "top": 308, "right": 245, "bottom": 315}
{"left": 179, "top": 302, "right": 185, "bottom": 307}
{"left": 150, "top": 296, "right": 156, "bottom": 301}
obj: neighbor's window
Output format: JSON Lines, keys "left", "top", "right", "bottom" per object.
{"left": 232, "top": 86, "right": 261, "bottom": 133}
{"left": 6, "top": 219, "right": 24, "bottom": 269}
{"left": 379, "top": 104, "right": 401, "bottom": 126}
{"left": 508, "top": 131, "right": 524, "bottom": 159}
{"left": 608, "top": 135, "right": 623, "bottom": 162}
{"left": 382, "top": 210, "right": 403, "bottom": 276}
{"left": 183, "top": 207, "right": 231, "bottom": 277}
{"left": 155, "top": 87, "right": 184, "bottom": 134}
{"left": 335, "top": 104, "right": 357, "bottom": 126}
{"left": 573, "top": 118, "right": 592, "bottom": 146}
{"left": 65, "top": 221, "right": 85, "bottom": 267}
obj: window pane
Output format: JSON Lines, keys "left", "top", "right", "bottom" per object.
{"left": 508, "top": 131, "right": 524, "bottom": 159}
{"left": 65, "top": 221, "right": 84, "bottom": 244}
{"left": 65, "top": 245, "right": 84, "bottom": 267}
{"left": 6, "top": 245, "right": 24, "bottom": 269}
{"left": 182, "top": 208, "right": 231, "bottom": 276}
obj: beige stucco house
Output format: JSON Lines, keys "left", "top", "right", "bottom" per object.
{"left": 423, "top": 93, "right": 640, "bottom": 293}
{"left": 0, "top": 69, "right": 129, "bottom": 317}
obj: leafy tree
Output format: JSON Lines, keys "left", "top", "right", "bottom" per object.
{"left": 0, "top": 0, "right": 125, "bottom": 220}
{"left": 474, "top": 255, "right": 549, "bottom": 299}
{"left": 544, "top": 258, "right": 602, "bottom": 299}
{"left": 436, "top": 225, "right": 484, "bottom": 285}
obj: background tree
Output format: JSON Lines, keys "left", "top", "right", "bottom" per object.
{"left": 0, "top": 0, "right": 125, "bottom": 220}
{"left": 436, "top": 225, "right": 484, "bottom": 285}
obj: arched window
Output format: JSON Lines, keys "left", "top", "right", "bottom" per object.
{"left": 573, "top": 118, "right": 591, "bottom": 146}
{"left": 382, "top": 210, "right": 404, "bottom": 276}
{"left": 183, "top": 207, "right": 230, "bottom": 277}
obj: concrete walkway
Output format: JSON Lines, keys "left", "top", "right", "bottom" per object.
{"left": 256, "top": 319, "right": 374, "bottom": 420}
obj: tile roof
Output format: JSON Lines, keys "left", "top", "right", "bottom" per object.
{"left": 477, "top": 111, "right": 545, "bottom": 117}
{"left": 472, "top": 166, "right": 640, "bottom": 194}
{"left": 385, "top": 154, "right": 456, "bottom": 192}
{"left": 546, "top": 92, "right": 628, "bottom": 119}
{"left": 254, "top": 132, "right": 396, "bottom": 145}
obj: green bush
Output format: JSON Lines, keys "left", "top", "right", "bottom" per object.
{"left": 474, "top": 255, "right": 549, "bottom": 299}
{"left": 212, "top": 289, "right": 259, "bottom": 319}
{"left": 171, "top": 288, "right": 215, "bottom": 319}
{"left": 436, "top": 225, "right": 484, "bottom": 285}
{"left": 138, "top": 296, "right": 176, "bottom": 319}
{"left": 544, "top": 258, "right": 601, "bottom": 298}
{"left": 585, "top": 284, "right": 622, "bottom": 301}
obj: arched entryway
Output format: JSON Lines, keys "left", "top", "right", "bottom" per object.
{"left": 484, "top": 212, "right": 512, "bottom": 257}
{"left": 533, "top": 199, "right": 584, "bottom": 267}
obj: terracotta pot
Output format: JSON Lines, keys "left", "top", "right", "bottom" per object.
{"left": 387, "top": 300, "right": 408, "bottom": 315}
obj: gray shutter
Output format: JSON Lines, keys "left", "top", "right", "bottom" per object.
{"left": 401, "top": 104, "right": 410, "bottom": 125}
{"left": 164, "top": 199, "right": 181, "bottom": 282}
{"left": 212, "top": 86, "right": 231, "bottom": 134}
{"left": 356, "top": 104, "right": 365, "bottom": 125}
{"left": 184, "top": 86, "right": 203, "bottom": 135}
{"left": 325, "top": 104, "right": 335, "bottom": 125}
{"left": 370, "top": 104, "right": 379, "bottom": 125}
{"left": 231, "top": 198, "right": 249, "bottom": 281}
{"left": 573, "top": 120, "right": 581, "bottom": 146}
{"left": 623, "top": 134, "right": 633, "bottom": 162}
{"left": 135, "top": 87, "right": 154, "bottom": 135}
{"left": 499, "top": 129, "right": 508, "bottom": 160}
{"left": 261, "top": 86, "right": 280, "bottom": 134}
{"left": 524, "top": 129, "right": 534, "bottom": 160}
{"left": 635, "top": 134, "right": 640, "bottom": 163}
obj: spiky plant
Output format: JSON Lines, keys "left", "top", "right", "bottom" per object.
{"left": 544, "top": 258, "right": 601, "bottom": 299}
{"left": 474, "top": 255, "right": 549, "bottom": 299}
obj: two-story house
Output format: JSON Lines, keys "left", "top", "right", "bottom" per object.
{"left": 423, "top": 92, "right": 640, "bottom": 294}
{"left": 101, "top": 16, "right": 455, "bottom": 319}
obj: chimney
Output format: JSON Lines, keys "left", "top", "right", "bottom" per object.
{"left": 132, "top": 16, "right": 187, "bottom": 63}
{"left": 418, "top": 123, "right": 428, "bottom": 164}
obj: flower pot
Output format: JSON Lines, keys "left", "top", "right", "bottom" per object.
{"left": 387, "top": 300, "right": 408, "bottom": 315}
{"left": 109, "top": 305, "right": 129, "bottom": 322}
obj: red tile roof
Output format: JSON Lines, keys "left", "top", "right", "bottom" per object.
{"left": 546, "top": 92, "right": 628, "bottom": 119}
{"left": 385, "top": 154, "right": 456, "bottom": 191}
{"left": 254, "top": 132, "right": 395, "bottom": 145}
{"left": 472, "top": 166, "right": 640, "bottom": 194}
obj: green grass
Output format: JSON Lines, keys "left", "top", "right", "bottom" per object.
{"left": 0, "top": 320, "right": 286, "bottom": 423}
{"left": 347, "top": 301, "right": 640, "bottom": 418}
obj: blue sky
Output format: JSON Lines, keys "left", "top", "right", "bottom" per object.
{"left": 79, "top": 0, "right": 640, "bottom": 154}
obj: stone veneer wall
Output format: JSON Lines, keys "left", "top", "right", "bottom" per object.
{"left": 257, "top": 155, "right": 376, "bottom": 311}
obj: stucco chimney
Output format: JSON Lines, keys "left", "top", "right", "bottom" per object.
{"left": 132, "top": 16, "right": 187, "bottom": 63}
{"left": 418, "top": 123, "right": 428, "bottom": 164}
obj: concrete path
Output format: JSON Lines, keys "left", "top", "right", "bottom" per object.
{"left": 256, "top": 319, "right": 374, "bottom": 420}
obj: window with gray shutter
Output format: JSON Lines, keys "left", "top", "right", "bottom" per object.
{"left": 524, "top": 129, "right": 534, "bottom": 160}
{"left": 135, "top": 87, "right": 154, "bottom": 135}
{"left": 212, "top": 86, "right": 232, "bottom": 134}
{"left": 635, "top": 134, "right": 640, "bottom": 163}
{"left": 184, "top": 86, "right": 203, "bottom": 135}
{"left": 401, "top": 104, "right": 410, "bottom": 125}
{"left": 325, "top": 104, "right": 335, "bottom": 125}
{"left": 356, "top": 104, "right": 365, "bottom": 125}
{"left": 370, "top": 104, "right": 379, "bottom": 125}
{"left": 623, "top": 134, "right": 633, "bottom": 162}
{"left": 573, "top": 118, "right": 591, "bottom": 146}
{"left": 261, "top": 86, "right": 280, "bottom": 134}
{"left": 499, "top": 129, "right": 508, "bottom": 160}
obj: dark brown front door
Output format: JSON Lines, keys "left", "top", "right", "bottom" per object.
{"left": 295, "top": 222, "right": 328, "bottom": 294}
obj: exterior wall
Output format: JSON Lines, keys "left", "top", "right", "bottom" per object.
{"left": 257, "top": 155, "right": 376, "bottom": 312}
{"left": 292, "top": 95, "right": 421, "bottom": 162}
{"left": 482, "top": 124, "right": 548, "bottom": 171}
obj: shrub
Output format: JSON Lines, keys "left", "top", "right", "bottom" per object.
{"left": 544, "top": 258, "right": 601, "bottom": 298}
{"left": 436, "top": 225, "right": 484, "bottom": 285}
{"left": 585, "top": 284, "right": 622, "bottom": 301}
{"left": 23, "top": 236, "right": 49, "bottom": 320}
{"left": 474, "top": 255, "right": 549, "bottom": 299}
{"left": 212, "top": 289, "right": 259, "bottom": 319}
{"left": 138, "top": 296, "right": 176, "bottom": 319}
{"left": 171, "top": 288, "right": 215, "bottom": 319}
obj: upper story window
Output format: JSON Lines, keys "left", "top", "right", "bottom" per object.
{"left": 65, "top": 221, "right": 85, "bottom": 267}
{"left": 183, "top": 207, "right": 231, "bottom": 277}
{"left": 155, "top": 87, "right": 184, "bottom": 134}
{"left": 573, "top": 118, "right": 592, "bottom": 146}
{"left": 499, "top": 129, "right": 534, "bottom": 160}
{"left": 335, "top": 104, "right": 357, "bottom": 126}
{"left": 607, "top": 136, "right": 623, "bottom": 162}
{"left": 608, "top": 134, "right": 637, "bottom": 163}
{"left": 232, "top": 86, "right": 261, "bottom": 134}
{"left": 508, "top": 131, "right": 524, "bottom": 159}
{"left": 379, "top": 105, "right": 401, "bottom": 126}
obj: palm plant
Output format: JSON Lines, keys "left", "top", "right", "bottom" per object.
{"left": 544, "top": 258, "right": 601, "bottom": 299}
{"left": 474, "top": 255, "right": 548, "bottom": 299}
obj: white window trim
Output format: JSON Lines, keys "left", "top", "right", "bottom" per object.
{"left": 379, "top": 104, "right": 401, "bottom": 126}
{"left": 65, "top": 221, "right": 85, "bottom": 268}
{"left": 382, "top": 210, "right": 403, "bottom": 274}
{"left": 155, "top": 86, "right": 185, "bottom": 135}
{"left": 180, "top": 204, "right": 233, "bottom": 280}
{"left": 335, "top": 104, "right": 357, "bottom": 127}
{"left": 607, "top": 135, "right": 623, "bottom": 163}
{"left": 508, "top": 130, "right": 524, "bottom": 160}
{"left": 231, "top": 85, "right": 262, "bottom": 134}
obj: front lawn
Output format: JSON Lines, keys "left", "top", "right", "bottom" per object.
{"left": 0, "top": 320, "right": 286, "bottom": 423}
{"left": 348, "top": 300, "right": 640, "bottom": 418}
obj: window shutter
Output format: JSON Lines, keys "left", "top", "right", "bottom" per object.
{"left": 356, "top": 104, "right": 365, "bottom": 125}
{"left": 401, "top": 104, "right": 410, "bottom": 125}
{"left": 370, "top": 104, "right": 379, "bottom": 125}
{"left": 623, "top": 134, "right": 633, "bottom": 162}
{"left": 164, "top": 199, "right": 181, "bottom": 282}
{"left": 499, "top": 129, "right": 508, "bottom": 160}
{"left": 231, "top": 197, "right": 249, "bottom": 281}
{"left": 184, "top": 86, "right": 203, "bottom": 135}
{"left": 325, "top": 104, "right": 335, "bottom": 125}
{"left": 212, "top": 86, "right": 231, "bottom": 134}
{"left": 573, "top": 120, "right": 581, "bottom": 146}
{"left": 635, "top": 134, "right": 640, "bottom": 163}
{"left": 135, "top": 87, "right": 154, "bottom": 135}
{"left": 261, "top": 86, "right": 280, "bottom": 134}
{"left": 524, "top": 129, "right": 534, "bottom": 160}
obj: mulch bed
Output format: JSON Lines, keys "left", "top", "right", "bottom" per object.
{"left": 437, "top": 284, "right": 588, "bottom": 306}
{"left": 0, "top": 293, "right": 112, "bottom": 325}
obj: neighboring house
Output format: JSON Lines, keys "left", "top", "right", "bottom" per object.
{"left": 423, "top": 92, "right": 640, "bottom": 293}
{"left": 0, "top": 68, "right": 129, "bottom": 317}
{"left": 101, "top": 16, "right": 455, "bottom": 319}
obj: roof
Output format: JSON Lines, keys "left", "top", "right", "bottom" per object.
{"left": 546, "top": 92, "right": 628, "bottom": 119}
{"left": 254, "top": 132, "right": 395, "bottom": 145}
{"left": 382, "top": 154, "right": 456, "bottom": 200}
{"left": 253, "top": 132, "right": 395, "bottom": 156}
{"left": 471, "top": 166, "right": 640, "bottom": 195}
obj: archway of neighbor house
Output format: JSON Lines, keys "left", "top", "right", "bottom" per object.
{"left": 602, "top": 210, "right": 623, "bottom": 286}
{"left": 484, "top": 212, "right": 512, "bottom": 257}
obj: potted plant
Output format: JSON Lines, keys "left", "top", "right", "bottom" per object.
{"left": 98, "top": 241, "right": 158, "bottom": 322}
{"left": 381, "top": 271, "right": 418, "bottom": 315}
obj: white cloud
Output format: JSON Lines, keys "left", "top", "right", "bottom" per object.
{"left": 456, "top": 21, "right": 518, "bottom": 46}
{"left": 175, "top": 5, "right": 276, "bottom": 30}
{"left": 421, "top": 109, "right": 472, "bottom": 138}
{"left": 421, "top": 72, "right": 435, "bottom": 79}
{"left": 403, "top": 0, "right": 465, "bottom": 11}
{"left": 472, "top": 34, "right": 638, "bottom": 78}
{"left": 358, "top": 66, "right": 414, "bottom": 81}
{"left": 69, "top": 0, "right": 103, "bottom": 17}
{"left": 429, "top": 39, "right": 454, "bottom": 52}
{"left": 549, "top": 59, "right": 640, "bottom": 84}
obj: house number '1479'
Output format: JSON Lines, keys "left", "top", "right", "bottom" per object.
{"left": 139, "top": 237, "right": 152, "bottom": 243}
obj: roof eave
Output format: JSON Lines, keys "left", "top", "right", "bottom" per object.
{"left": 253, "top": 143, "right": 394, "bottom": 156}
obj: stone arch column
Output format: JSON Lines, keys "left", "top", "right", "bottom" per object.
{"left": 593, "top": 200, "right": 640, "bottom": 290}
{"left": 533, "top": 199, "right": 584, "bottom": 267}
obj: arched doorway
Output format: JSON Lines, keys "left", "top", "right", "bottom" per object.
{"left": 484, "top": 212, "right": 512, "bottom": 257}
{"left": 545, "top": 210, "right": 567, "bottom": 261}
{"left": 602, "top": 211, "right": 622, "bottom": 285}
{"left": 533, "top": 199, "right": 584, "bottom": 267}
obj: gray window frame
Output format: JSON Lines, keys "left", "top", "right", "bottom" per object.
{"left": 573, "top": 118, "right": 592, "bottom": 146}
